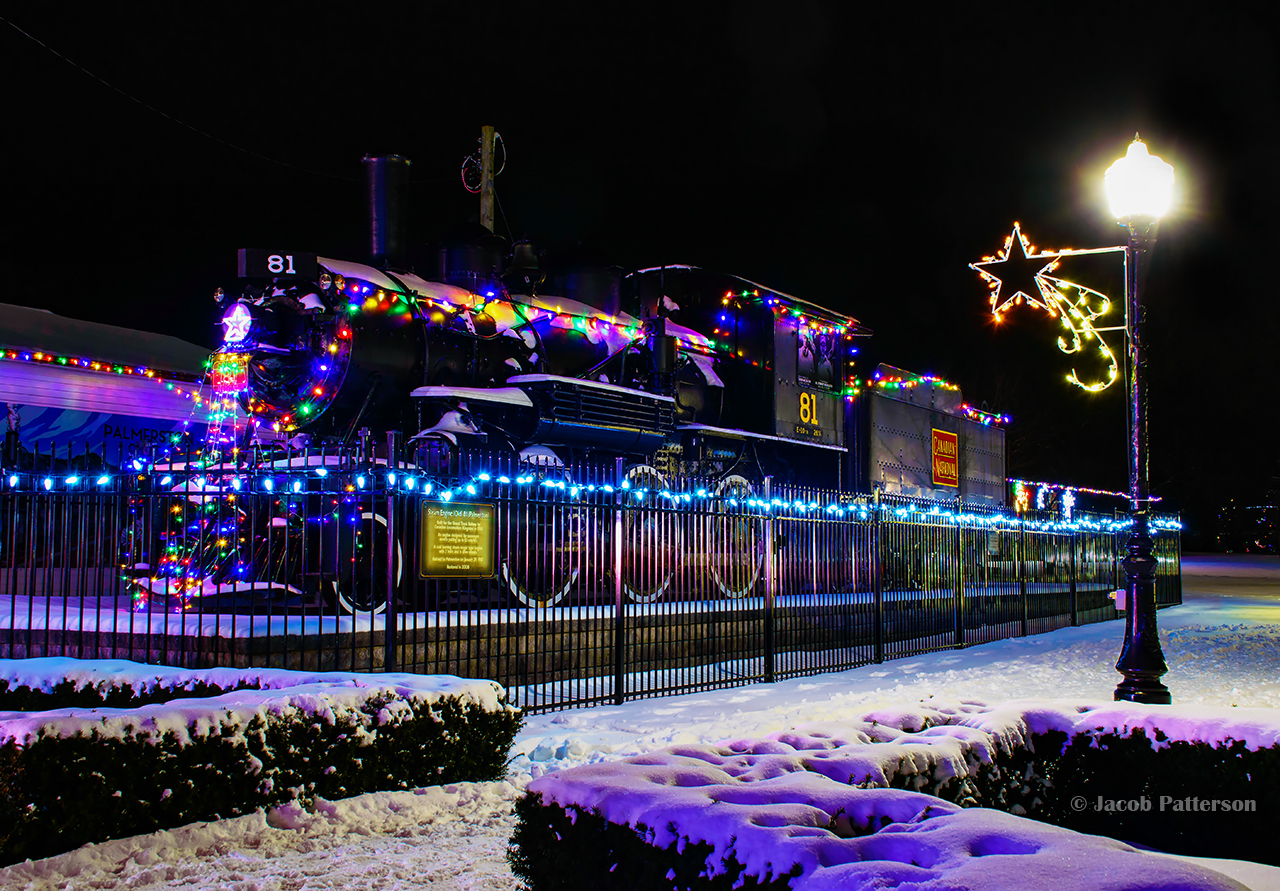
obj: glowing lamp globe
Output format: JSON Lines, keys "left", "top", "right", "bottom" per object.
{"left": 1104, "top": 136, "right": 1174, "bottom": 220}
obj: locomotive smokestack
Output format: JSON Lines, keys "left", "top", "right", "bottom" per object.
{"left": 362, "top": 154, "right": 411, "bottom": 267}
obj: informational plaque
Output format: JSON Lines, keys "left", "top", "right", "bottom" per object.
{"left": 419, "top": 502, "right": 495, "bottom": 578}
{"left": 931, "top": 428, "right": 959, "bottom": 488}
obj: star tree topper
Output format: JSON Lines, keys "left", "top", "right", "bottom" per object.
{"left": 970, "top": 223, "right": 1122, "bottom": 393}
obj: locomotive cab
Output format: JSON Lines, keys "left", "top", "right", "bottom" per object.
{"left": 626, "top": 267, "right": 869, "bottom": 484}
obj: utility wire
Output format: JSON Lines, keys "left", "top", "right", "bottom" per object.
{"left": 2, "top": 15, "right": 360, "bottom": 182}
{"left": 494, "top": 189, "right": 517, "bottom": 244}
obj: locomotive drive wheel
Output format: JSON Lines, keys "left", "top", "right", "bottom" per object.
{"left": 327, "top": 512, "right": 403, "bottom": 615}
{"left": 707, "top": 475, "right": 764, "bottom": 599}
{"left": 500, "top": 486, "right": 588, "bottom": 608}
{"left": 621, "top": 464, "right": 680, "bottom": 604}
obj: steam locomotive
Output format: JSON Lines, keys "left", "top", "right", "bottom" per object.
{"left": 129, "top": 239, "right": 863, "bottom": 614}
{"left": 214, "top": 237, "right": 867, "bottom": 487}
{"left": 129, "top": 156, "right": 1003, "bottom": 615}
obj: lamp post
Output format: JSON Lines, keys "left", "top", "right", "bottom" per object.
{"left": 1105, "top": 135, "right": 1174, "bottom": 704}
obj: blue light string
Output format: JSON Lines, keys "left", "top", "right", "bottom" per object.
{"left": 0, "top": 463, "right": 1183, "bottom": 534}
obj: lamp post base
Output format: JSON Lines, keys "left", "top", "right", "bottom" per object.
{"left": 1114, "top": 672, "right": 1172, "bottom": 704}
{"left": 1113, "top": 514, "right": 1170, "bottom": 704}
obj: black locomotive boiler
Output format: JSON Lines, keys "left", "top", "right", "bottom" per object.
{"left": 216, "top": 241, "right": 868, "bottom": 490}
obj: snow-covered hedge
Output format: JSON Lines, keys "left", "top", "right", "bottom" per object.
{"left": 512, "top": 698, "right": 1280, "bottom": 887}
{"left": 0, "top": 658, "right": 268, "bottom": 711}
{"left": 0, "top": 659, "right": 522, "bottom": 866}
{"left": 513, "top": 767, "right": 1240, "bottom": 891}
{"left": 973, "top": 699, "right": 1279, "bottom": 863}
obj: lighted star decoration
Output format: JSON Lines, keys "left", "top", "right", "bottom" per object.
{"left": 970, "top": 223, "right": 1120, "bottom": 392}
{"left": 221, "top": 303, "right": 253, "bottom": 345}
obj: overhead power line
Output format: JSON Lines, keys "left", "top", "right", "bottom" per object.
{"left": 2, "top": 15, "right": 360, "bottom": 182}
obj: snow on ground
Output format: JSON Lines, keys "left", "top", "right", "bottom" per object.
{"left": 3, "top": 783, "right": 526, "bottom": 891}
{"left": 3, "top": 555, "right": 1279, "bottom": 890}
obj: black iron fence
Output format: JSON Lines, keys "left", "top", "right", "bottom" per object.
{"left": 1, "top": 441, "right": 1181, "bottom": 712}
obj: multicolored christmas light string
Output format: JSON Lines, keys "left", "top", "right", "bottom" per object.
{"left": 1, "top": 346, "right": 210, "bottom": 407}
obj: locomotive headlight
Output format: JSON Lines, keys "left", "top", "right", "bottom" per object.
{"left": 318, "top": 272, "right": 333, "bottom": 291}
{"left": 333, "top": 275, "right": 346, "bottom": 292}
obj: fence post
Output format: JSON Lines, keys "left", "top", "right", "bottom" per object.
{"left": 953, "top": 515, "right": 963, "bottom": 649}
{"left": 384, "top": 432, "right": 398, "bottom": 673}
{"left": 1069, "top": 531, "right": 1078, "bottom": 627}
{"left": 872, "top": 488, "right": 883, "bottom": 664}
{"left": 762, "top": 476, "right": 775, "bottom": 683}
{"left": 613, "top": 456, "right": 625, "bottom": 706}
{"left": 1018, "top": 519, "right": 1029, "bottom": 637}
{"left": 1173, "top": 518, "right": 1183, "bottom": 605}
{"left": 1019, "top": 520, "right": 1029, "bottom": 637}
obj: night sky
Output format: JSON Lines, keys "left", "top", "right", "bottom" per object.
{"left": 3, "top": 4, "right": 1277, "bottom": 545}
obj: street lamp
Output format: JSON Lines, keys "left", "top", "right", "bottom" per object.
{"left": 1105, "top": 134, "right": 1174, "bottom": 704}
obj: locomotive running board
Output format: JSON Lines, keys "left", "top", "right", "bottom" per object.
{"left": 410, "top": 385, "right": 533, "bottom": 407}
{"left": 677, "top": 423, "right": 848, "bottom": 452}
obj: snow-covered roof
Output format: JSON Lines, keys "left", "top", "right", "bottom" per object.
{"left": 0, "top": 303, "right": 213, "bottom": 375}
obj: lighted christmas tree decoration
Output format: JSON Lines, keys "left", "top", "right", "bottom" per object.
{"left": 970, "top": 223, "right": 1126, "bottom": 392}
{"left": 1012, "top": 480, "right": 1030, "bottom": 514}
{"left": 1061, "top": 488, "right": 1076, "bottom": 520}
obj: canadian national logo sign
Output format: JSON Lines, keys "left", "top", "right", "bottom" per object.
{"left": 931, "top": 428, "right": 959, "bottom": 488}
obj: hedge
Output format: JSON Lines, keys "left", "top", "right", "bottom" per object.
{"left": 0, "top": 676, "right": 262, "bottom": 712}
{"left": 512, "top": 766, "right": 1243, "bottom": 891}
{"left": 0, "top": 662, "right": 522, "bottom": 865}
{"left": 510, "top": 791, "right": 804, "bottom": 891}
{"left": 511, "top": 699, "right": 1279, "bottom": 888}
